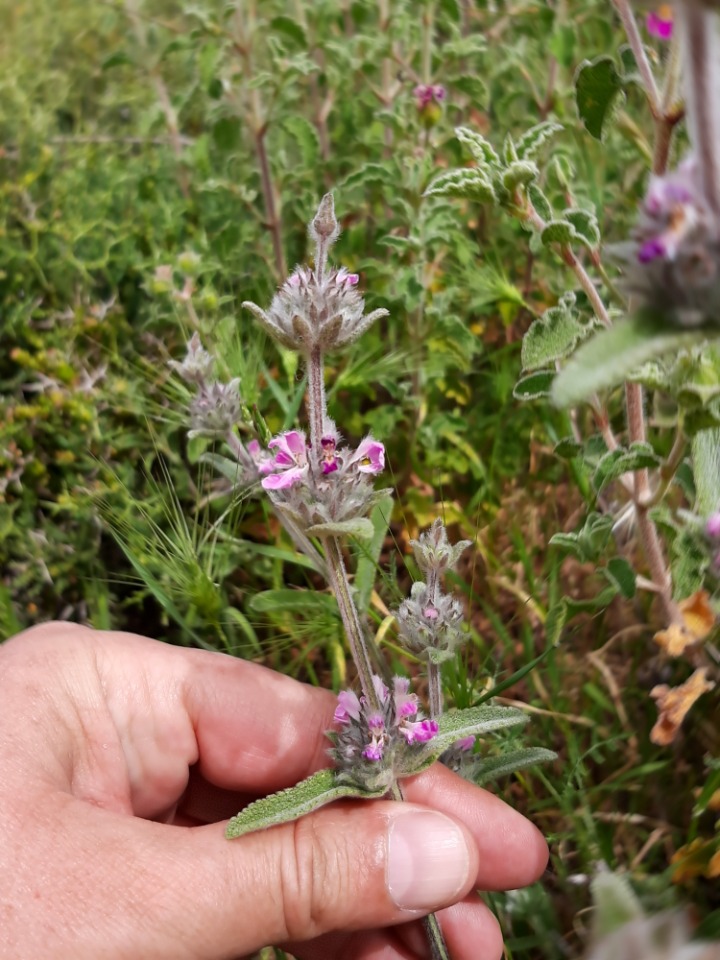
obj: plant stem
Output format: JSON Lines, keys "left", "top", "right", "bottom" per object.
{"left": 611, "top": 0, "right": 661, "bottom": 115}
{"left": 625, "top": 382, "right": 680, "bottom": 623}
{"left": 323, "top": 535, "right": 380, "bottom": 710}
{"left": 306, "top": 347, "right": 326, "bottom": 455}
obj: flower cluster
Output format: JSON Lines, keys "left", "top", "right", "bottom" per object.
{"left": 395, "top": 519, "right": 471, "bottom": 663}
{"left": 253, "top": 425, "right": 389, "bottom": 531}
{"left": 414, "top": 83, "right": 446, "bottom": 108}
{"left": 169, "top": 333, "right": 244, "bottom": 440}
{"left": 330, "top": 675, "right": 439, "bottom": 791}
{"left": 615, "top": 156, "right": 720, "bottom": 326}
{"left": 242, "top": 197, "right": 387, "bottom": 356}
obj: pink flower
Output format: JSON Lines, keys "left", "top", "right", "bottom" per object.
{"left": 706, "top": 513, "right": 720, "bottom": 538}
{"left": 321, "top": 435, "right": 339, "bottom": 474}
{"left": 334, "top": 690, "right": 362, "bottom": 724}
{"left": 646, "top": 6, "right": 673, "bottom": 39}
{"left": 393, "top": 677, "right": 419, "bottom": 719}
{"left": 399, "top": 718, "right": 439, "bottom": 744}
{"left": 349, "top": 436, "right": 385, "bottom": 474}
{"left": 414, "top": 84, "right": 447, "bottom": 108}
{"left": 423, "top": 604, "right": 439, "bottom": 620}
{"left": 454, "top": 736, "right": 475, "bottom": 751}
{"left": 336, "top": 268, "right": 359, "bottom": 287}
{"left": 260, "top": 430, "right": 309, "bottom": 490}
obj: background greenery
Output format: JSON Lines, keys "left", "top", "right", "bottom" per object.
{"left": 1, "top": 0, "right": 718, "bottom": 957}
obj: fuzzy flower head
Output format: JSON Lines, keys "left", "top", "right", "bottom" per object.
{"left": 255, "top": 425, "right": 389, "bottom": 532}
{"left": 411, "top": 518, "right": 472, "bottom": 579}
{"left": 615, "top": 156, "right": 720, "bottom": 326}
{"left": 646, "top": 5, "right": 673, "bottom": 39}
{"left": 330, "top": 676, "right": 439, "bottom": 791}
{"left": 168, "top": 332, "right": 214, "bottom": 386}
{"left": 188, "top": 379, "right": 241, "bottom": 438}
{"left": 396, "top": 580, "right": 465, "bottom": 663}
{"left": 414, "top": 83, "right": 447, "bottom": 128}
{"left": 242, "top": 196, "right": 388, "bottom": 356}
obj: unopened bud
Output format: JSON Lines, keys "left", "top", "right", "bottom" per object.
{"left": 310, "top": 193, "right": 339, "bottom": 242}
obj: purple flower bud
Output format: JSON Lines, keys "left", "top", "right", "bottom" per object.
{"left": 362, "top": 741, "right": 384, "bottom": 761}
{"left": 432, "top": 85, "right": 447, "bottom": 102}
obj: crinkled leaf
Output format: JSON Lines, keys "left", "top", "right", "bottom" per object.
{"left": 550, "top": 511, "right": 614, "bottom": 562}
{"left": 528, "top": 183, "right": 553, "bottom": 222}
{"left": 602, "top": 556, "right": 637, "bottom": 599}
{"left": 473, "top": 747, "right": 557, "bottom": 787}
{"left": 521, "top": 293, "right": 595, "bottom": 371}
{"left": 501, "top": 160, "right": 539, "bottom": 192}
{"left": 575, "top": 55, "right": 624, "bottom": 140}
{"left": 340, "top": 163, "right": 396, "bottom": 191}
{"left": 593, "top": 441, "right": 661, "bottom": 490}
{"left": 282, "top": 116, "right": 320, "bottom": 167}
{"left": 306, "top": 519, "right": 375, "bottom": 539}
{"left": 515, "top": 121, "right": 563, "bottom": 160}
{"left": 551, "top": 311, "right": 712, "bottom": 408}
{"left": 455, "top": 126, "right": 500, "bottom": 169}
{"left": 502, "top": 133, "right": 518, "bottom": 165}
{"left": 563, "top": 207, "right": 601, "bottom": 249}
{"left": 554, "top": 437, "right": 583, "bottom": 459}
{"left": 541, "top": 219, "right": 575, "bottom": 246}
{"left": 424, "top": 168, "right": 496, "bottom": 203}
{"left": 226, "top": 769, "right": 386, "bottom": 839}
{"left": 513, "top": 370, "right": 555, "bottom": 400}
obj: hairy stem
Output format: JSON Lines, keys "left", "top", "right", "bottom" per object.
{"left": 306, "top": 347, "right": 326, "bottom": 456}
{"left": 323, "top": 535, "right": 379, "bottom": 710}
{"left": 611, "top": 0, "right": 661, "bottom": 115}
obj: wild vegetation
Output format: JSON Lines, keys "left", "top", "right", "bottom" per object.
{"left": 1, "top": 1, "right": 719, "bottom": 957}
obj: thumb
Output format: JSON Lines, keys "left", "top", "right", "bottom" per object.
{"left": 187, "top": 800, "right": 479, "bottom": 956}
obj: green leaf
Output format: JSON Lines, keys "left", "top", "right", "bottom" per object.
{"left": 282, "top": 115, "right": 320, "bottom": 167}
{"left": 306, "top": 519, "right": 375, "bottom": 539}
{"left": 551, "top": 312, "right": 712, "bottom": 408}
{"left": 545, "top": 600, "right": 567, "bottom": 646}
{"left": 603, "top": 556, "right": 637, "bottom": 598}
{"left": 540, "top": 219, "right": 575, "bottom": 246}
{"left": 574, "top": 55, "right": 624, "bottom": 140}
{"left": 102, "top": 51, "right": 134, "bottom": 70}
{"left": 549, "top": 24, "right": 576, "bottom": 68}
{"left": 424, "top": 168, "right": 496, "bottom": 203}
{"left": 473, "top": 747, "right": 557, "bottom": 787}
{"left": 199, "top": 452, "right": 253, "bottom": 486}
{"left": 521, "top": 293, "right": 595, "bottom": 371}
{"left": 563, "top": 207, "right": 601, "bottom": 249}
{"left": 692, "top": 428, "right": 720, "bottom": 516}
{"left": 340, "top": 163, "right": 396, "bottom": 191}
{"left": 270, "top": 15, "right": 307, "bottom": 48}
{"left": 501, "top": 160, "right": 539, "bottom": 192}
{"left": 515, "top": 121, "right": 563, "bottom": 161}
{"left": 455, "top": 126, "right": 500, "bottom": 168}
{"left": 593, "top": 441, "right": 661, "bottom": 490}
{"left": 513, "top": 370, "right": 555, "bottom": 400}
{"left": 226, "top": 769, "right": 386, "bottom": 839}
{"left": 430, "top": 706, "right": 528, "bottom": 754}
{"left": 527, "top": 183, "right": 553, "bottom": 222}
{"left": 590, "top": 873, "right": 644, "bottom": 939}
{"left": 212, "top": 117, "right": 242, "bottom": 151}
{"left": 554, "top": 437, "right": 583, "bottom": 458}
{"left": 502, "top": 133, "right": 518, "bottom": 165}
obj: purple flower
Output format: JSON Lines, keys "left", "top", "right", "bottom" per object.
{"left": 349, "top": 437, "right": 385, "bottom": 474}
{"left": 321, "top": 435, "right": 339, "bottom": 475}
{"left": 400, "top": 718, "right": 439, "bottom": 744}
{"left": 260, "top": 430, "right": 309, "bottom": 490}
{"left": 638, "top": 237, "right": 667, "bottom": 263}
{"left": 414, "top": 84, "right": 446, "bottom": 108}
{"left": 706, "top": 513, "right": 720, "bottom": 538}
{"left": 336, "top": 268, "right": 359, "bottom": 287}
{"left": 334, "top": 690, "right": 362, "bottom": 724}
{"left": 646, "top": 6, "right": 673, "bottom": 39}
{"left": 454, "top": 736, "right": 475, "bottom": 752}
{"left": 392, "top": 677, "right": 419, "bottom": 719}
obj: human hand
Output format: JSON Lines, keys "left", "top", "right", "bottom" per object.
{"left": 0, "top": 623, "right": 547, "bottom": 960}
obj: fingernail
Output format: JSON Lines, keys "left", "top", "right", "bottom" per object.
{"left": 387, "top": 812, "right": 471, "bottom": 911}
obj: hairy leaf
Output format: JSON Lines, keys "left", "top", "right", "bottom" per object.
{"left": 424, "top": 168, "right": 496, "bottom": 203}
{"left": 306, "top": 518, "right": 375, "bottom": 539}
{"left": 593, "top": 442, "right": 661, "bottom": 490}
{"left": 521, "top": 293, "right": 594, "bottom": 371}
{"left": 226, "top": 770, "right": 386, "bottom": 839}
{"left": 514, "top": 121, "right": 564, "bottom": 160}
{"left": 473, "top": 747, "right": 557, "bottom": 786}
{"left": 514, "top": 370, "right": 555, "bottom": 400}
{"left": 455, "top": 126, "right": 501, "bottom": 168}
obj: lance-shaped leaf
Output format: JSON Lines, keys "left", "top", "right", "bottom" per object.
{"left": 424, "top": 168, "right": 496, "bottom": 203}
{"left": 551, "top": 311, "right": 712, "bottom": 408}
{"left": 515, "top": 121, "right": 563, "bottom": 161}
{"left": 306, "top": 519, "right": 375, "bottom": 539}
{"left": 226, "top": 769, "right": 387, "bottom": 839}
{"left": 473, "top": 747, "right": 557, "bottom": 787}
{"left": 455, "top": 126, "right": 500, "bottom": 168}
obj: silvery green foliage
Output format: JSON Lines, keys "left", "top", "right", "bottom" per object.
{"left": 587, "top": 872, "right": 718, "bottom": 960}
{"left": 410, "top": 517, "right": 472, "bottom": 577}
{"left": 243, "top": 194, "right": 388, "bottom": 355}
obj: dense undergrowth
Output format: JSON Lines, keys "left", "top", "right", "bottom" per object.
{"left": 1, "top": 1, "right": 719, "bottom": 957}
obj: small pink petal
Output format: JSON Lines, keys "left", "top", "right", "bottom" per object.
{"left": 261, "top": 467, "right": 307, "bottom": 490}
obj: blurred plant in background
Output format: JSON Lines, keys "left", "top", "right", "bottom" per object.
{"left": 2, "top": 0, "right": 720, "bottom": 957}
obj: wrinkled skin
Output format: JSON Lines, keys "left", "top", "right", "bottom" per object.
{"left": 0, "top": 624, "right": 548, "bottom": 960}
